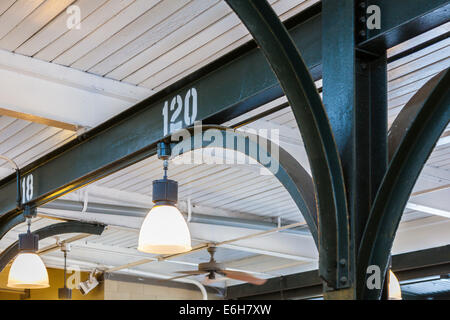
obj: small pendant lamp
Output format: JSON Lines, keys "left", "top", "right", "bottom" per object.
{"left": 8, "top": 216, "right": 49, "bottom": 289}
{"left": 138, "top": 142, "right": 192, "bottom": 255}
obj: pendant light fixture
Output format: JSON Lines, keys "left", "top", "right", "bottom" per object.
{"left": 138, "top": 142, "right": 192, "bottom": 255}
{"left": 8, "top": 211, "right": 49, "bottom": 289}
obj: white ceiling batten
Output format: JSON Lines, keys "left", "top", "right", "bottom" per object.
{"left": 0, "top": 1, "right": 16, "bottom": 17}
{"left": 96, "top": 0, "right": 226, "bottom": 78}
{"left": 436, "top": 132, "right": 450, "bottom": 147}
{"left": 73, "top": 0, "right": 208, "bottom": 72}
{"left": 14, "top": 0, "right": 109, "bottom": 57}
{"left": 0, "top": 0, "right": 46, "bottom": 40}
{"left": 0, "top": 116, "right": 77, "bottom": 180}
{"left": 0, "top": 49, "right": 152, "bottom": 128}
{"left": 135, "top": 0, "right": 302, "bottom": 89}
{"left": 53, "top": 0, "right": 164, "bottom": 67}
{"left": 405, "top": 203, "right": 450, "bottom": 219}
{"left": 0, "top": 0, "right": 75, "bottom": 51}
{"left": 393, "top": 216, "right": 450, "bottom": 254}
{"left": 188, "top": 223, "right": 318, "bottom": 261}
{"left": 218, "top": 243, "right": 315, "bottom": 263}
{"left": 150, "top": 0, "right": 320, "bottom": 92}
{"left": 32, "top": 0, "right": 135, "bottom": 62}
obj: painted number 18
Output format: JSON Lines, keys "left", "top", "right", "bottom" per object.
{"left": 21, "top": 174, "right": 33, "bottom": 203}
{"left": 162, "top": 88, "right": 197, "bottom": 136}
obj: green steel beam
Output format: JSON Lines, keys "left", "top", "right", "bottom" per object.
{"left": 0, "top": 221, "right": 105, "bottom": 273}
{"left": 0, "top": 4, "right": 322, "bottom": 220}
{"left": 360, "top": 0, "right": 450, "bottom": 53}
{"left": 225, "top": 0, "right": 349, "bottom": 289}
{"left": 358, "top": 69, "right": 450, "bottom": 299}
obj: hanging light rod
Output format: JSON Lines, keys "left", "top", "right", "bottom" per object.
{"left": 58, "top": 243, "right": 72, "bottom": 300}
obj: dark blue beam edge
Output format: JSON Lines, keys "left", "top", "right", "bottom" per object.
{"left": 357, "top": 69, "right": 450, "bottom": 300}
{"left": 360, "top": 0, "right": 450, "bottom": 53}
{"left": 224, "top": 0, "right": 350, "bottom": 289}
{"left": 171, "top": 125, "right": 318, "bottom": 245}
{"left": 0, "top": 4, "right": 323, "bottom": 220}
{"left": 0, "top": 221, "right": 105, "bottom": 273}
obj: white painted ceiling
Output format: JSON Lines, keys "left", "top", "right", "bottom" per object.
{"left": 0, "top": 0, "right": 449, "bottom": 294}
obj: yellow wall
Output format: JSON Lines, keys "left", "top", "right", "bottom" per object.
{"left": 0, "top": 266, "right": 104, "bottom": 300}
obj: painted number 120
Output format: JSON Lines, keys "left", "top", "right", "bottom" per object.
{"left": 162, "top": 88, "right": 197, "bottom": 136}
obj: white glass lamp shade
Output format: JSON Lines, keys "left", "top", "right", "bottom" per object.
{"left": 388, "top": 270, "right": 402, "bottom": 300}
{"left": 7, "top": 253, "right": 49, "bottom": 289}
{"left": 138, "top": 205, "right": 192, "bottom": 254}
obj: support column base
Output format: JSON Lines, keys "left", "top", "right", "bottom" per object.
{"left": 323, "top": 287, "right": 356, "bottom": 300}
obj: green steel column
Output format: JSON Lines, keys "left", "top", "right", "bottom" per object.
{"left": 225, "top": 0, "right": 350, "bottom": 290}
{"left": 358, "top": 69, "right": 450, "bottom": 299}
{"left": 322, "top": 0, "right": 388, "bottom": 299}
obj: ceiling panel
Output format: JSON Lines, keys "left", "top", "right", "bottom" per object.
{"left": 0, "top": 116, "right": 76, "bottom": 179}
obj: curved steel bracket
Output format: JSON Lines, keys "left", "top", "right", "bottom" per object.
{"left": 170, "top": 125, "right": 318, "bottom": 244}
{"left": 225, "top": 0, "right": 350, "bottom": 288}
{"left": 0, "top": 221, "right": 105, "bottom": 273}
{"left": 0, "top": 213, "right": 25, "bottom": 242}
{"left": 358, "top": 69, "right": 450, "bottom": 299}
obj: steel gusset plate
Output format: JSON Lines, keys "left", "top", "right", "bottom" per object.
{"left": 357, "top": 69, "right": 450, "bottom": 299}
{"left": 225, "top": 0, "right": 350, "bottom": 288}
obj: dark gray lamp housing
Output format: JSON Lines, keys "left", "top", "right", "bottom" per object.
{"left": 18, "top": 206, "right": 39, "bottom": 253}
{"left": 152, "top": 142, "right": 178, "bottom": 206}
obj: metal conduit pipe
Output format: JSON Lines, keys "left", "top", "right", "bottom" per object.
{"left": 42, "top": 199, "right": 310, "bottom": 236}
{"left": 0, "top": 156, "right": 19, "bottom": 170}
